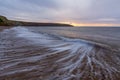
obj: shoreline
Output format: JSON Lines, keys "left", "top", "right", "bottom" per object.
{"left": 0, "top": 27, "right": 120, "bottom": 80}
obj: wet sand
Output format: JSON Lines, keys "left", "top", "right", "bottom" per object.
{"left": 0, "top": 26, "right": 120, "bottom": 80}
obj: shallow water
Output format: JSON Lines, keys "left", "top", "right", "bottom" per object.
{"left": 0, "top": 26, "right": 120, "bottom": 80}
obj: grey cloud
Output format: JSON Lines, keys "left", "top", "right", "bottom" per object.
{"left": 22, "top": 0, "right": 59, "bottom": 9}
{"left": 0, "top": 0, "right": 120, "bottom": 24}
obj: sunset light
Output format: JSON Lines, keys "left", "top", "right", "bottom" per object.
{"left": 71, "top": 23, "right": 120, "bottom": 27}
{"left": 0, "top": 0, "right": 120, "bottom": 80}
{"left": 60, "top": 22, "right": 120, "bottom": 27}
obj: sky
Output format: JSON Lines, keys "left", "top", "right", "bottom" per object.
{"left": 0, "top": 0, "right": 120, "bottom": 26}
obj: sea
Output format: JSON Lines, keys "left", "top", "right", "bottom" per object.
{"left": 0, "top": 26, "right": 120, "bottom": 80}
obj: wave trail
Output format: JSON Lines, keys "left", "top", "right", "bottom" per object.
{"left": 0, "top": 27, "right": 120, "bottom": 80}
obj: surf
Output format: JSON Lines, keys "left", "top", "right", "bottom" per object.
{"left": 0, "top": 27, "right": 120, "bottom": 80}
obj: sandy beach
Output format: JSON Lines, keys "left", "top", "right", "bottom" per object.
{"left": 0, "top": 26, "right": 120, "bottom": 80}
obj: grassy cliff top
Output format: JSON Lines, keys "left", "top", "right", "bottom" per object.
{"left": 0, "top": 16, "right": 11, "bottom": 26}
{"left": 0, "top": 16, "right": 8, "bottom": 22}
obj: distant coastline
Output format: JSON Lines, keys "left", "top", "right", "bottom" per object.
{"left": 0, "top": 16, "right": 73, "bottom": 27}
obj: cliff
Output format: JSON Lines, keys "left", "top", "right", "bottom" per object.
{"left": 0, "top": 16, "right": 12, "bottom": 26}
{"left": 0, "top": 16, "right": 73, "bottom": 27}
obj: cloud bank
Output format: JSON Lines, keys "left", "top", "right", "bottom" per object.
{"left": 0, "top": 0, "right": 120, "bottom": 25}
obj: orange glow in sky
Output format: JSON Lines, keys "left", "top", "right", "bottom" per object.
{"left": 60, "top": 22, "right": 120, "bottom": 27}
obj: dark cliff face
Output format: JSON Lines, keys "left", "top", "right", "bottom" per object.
{"left": 0, "top": 16, "right": 8, "bottom": 21}
{"left": 0, "top": 16, "right": 10, "bottom": 26}
{"left": 0, "top": 16, "right": 73, "bottom": 27}
{"left": 0, "top": 18, "right": 3, "bottom": 22}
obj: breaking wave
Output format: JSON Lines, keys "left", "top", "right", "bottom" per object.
{"left": 0, "top": 27, "right": 120, "bottom": 80}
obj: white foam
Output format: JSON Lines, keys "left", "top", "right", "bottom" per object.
{"left": 0, "top": 27, "right": 120, "bottom": 80}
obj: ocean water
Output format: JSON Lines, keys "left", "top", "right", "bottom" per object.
{"left": 0, "top": 26, "right": 120, "bottom": 80}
